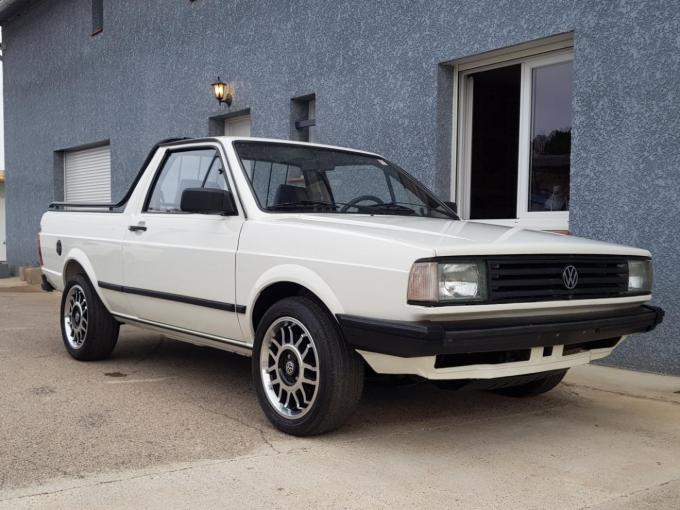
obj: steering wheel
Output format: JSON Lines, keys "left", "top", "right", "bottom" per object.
{"left": 339, "top": 195, "right": 384, "bottom": 212}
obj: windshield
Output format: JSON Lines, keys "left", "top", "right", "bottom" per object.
{"left": 234, "top": 141, "right": 457, "bottom": 219}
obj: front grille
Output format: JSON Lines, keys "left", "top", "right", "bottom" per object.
{"left": 487, "top": 255, "right": 629, "bottom": 303}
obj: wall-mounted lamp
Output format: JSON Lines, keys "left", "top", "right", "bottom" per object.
{"left": 211, "top": 76, "right": 234, "bottom": 107}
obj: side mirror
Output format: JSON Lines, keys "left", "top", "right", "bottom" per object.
{"left": 180, "top": 188, "right": 238, "bottom": 215}
{"left": 444, "top": 201, "right": 458, "bottom": 214}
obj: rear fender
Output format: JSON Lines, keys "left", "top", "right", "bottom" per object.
{"left": 62, "top": 249, "right": 110, "bottom": 308}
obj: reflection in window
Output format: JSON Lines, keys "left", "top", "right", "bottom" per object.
{"left": 529, "top": 61, "right": 573, "bottom": 212}
{"left": 328, "top": 166, "right": 392, "bottom": 204}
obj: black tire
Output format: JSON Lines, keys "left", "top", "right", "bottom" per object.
{"left": 252, "top": 296, "right": 364, "bottom": 436}
{"left": 493, "top": 369, "right": 568, "bottom": 397}
{"left": 60, "top": 273, "right": 119, "bottom": 361}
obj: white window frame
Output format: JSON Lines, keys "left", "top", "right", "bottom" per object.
{"left": 451, "top": 36, "right": 574, "bottom": 231}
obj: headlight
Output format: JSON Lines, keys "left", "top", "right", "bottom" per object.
{"left": 628, "top": 259, "right": 653, "bottom": 293}
{"left": 408, "top": 261, "right": 487, "bottom": 304}
{"left": 439, "top": 262, "right": 487, "bottom": 302}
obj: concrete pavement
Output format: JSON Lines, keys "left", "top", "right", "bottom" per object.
{"left": 0, "top": 277, "right": 35, "bottom": 291}
{"left": 1, "top": 289, "right": 679, "bottom": 509}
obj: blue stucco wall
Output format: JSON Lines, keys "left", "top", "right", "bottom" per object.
{"left": 3, "top": 0, "right": 679, "bottom": 373}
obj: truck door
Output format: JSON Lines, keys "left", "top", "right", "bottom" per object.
{"left": 122, "top": 144, "right": 245, "bottom": 343}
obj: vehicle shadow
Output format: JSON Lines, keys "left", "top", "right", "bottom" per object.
{"left": 108, "top": 327, "right": 578, "bottom": 436}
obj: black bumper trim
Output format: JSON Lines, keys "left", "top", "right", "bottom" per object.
{"left": 337, "top": 305, "right": 664, "bottom": 358}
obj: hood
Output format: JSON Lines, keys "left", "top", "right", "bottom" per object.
{"left": 263, "top": 214, "right": 650, "bottom": 258}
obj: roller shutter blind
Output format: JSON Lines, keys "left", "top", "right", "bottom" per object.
{"left": 64, "top": 145, "right": 111, "bottom": 202}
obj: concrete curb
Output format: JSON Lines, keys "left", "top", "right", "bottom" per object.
{"left": 0, "top": 277, "right": 41, "bottom": 292}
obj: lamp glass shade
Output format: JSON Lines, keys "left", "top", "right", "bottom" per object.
{"left": 212, "top": 79, "right": 227, "bottom": 102}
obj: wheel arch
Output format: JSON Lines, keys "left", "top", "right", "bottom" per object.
{"left": 64, "top": 259, "right": 87, "bottom": 284}
{"left": 61, "top": 250, "right": 109, "bottom": 307}
{"left": 245, "top": 265, "right": 344, "bottom": 339}
{"left": 63, "top": 250, "right": 97, "bottom": 285}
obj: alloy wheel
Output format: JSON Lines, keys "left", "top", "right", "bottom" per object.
{"left": 63, "top": 284, "right": 89, "bottom": 349}
{"left": 259, "top": 317, "right": 320, "bottom": 419}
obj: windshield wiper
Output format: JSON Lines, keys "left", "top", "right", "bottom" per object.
{"left": 358, "top": 203, "right": 416, "bottom": 215}
{"left": 266, "top": 200, "right": 339, "bottom": 211}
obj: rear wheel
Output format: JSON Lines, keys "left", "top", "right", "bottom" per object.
{"left": 252, "top": 296, "right": 364, "bottom": 436}
{"left": 60, "top": 273, "right": 119, "bottom": 361}
{"left": 493, "top": 369, "right": 568, "bottom": 397}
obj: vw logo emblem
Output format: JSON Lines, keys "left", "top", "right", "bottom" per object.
{"left": 562, "top": 265, "right": 579, "bottom": 290}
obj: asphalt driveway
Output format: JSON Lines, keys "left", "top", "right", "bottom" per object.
{"left": 1, "top": 288, "right": 679, "bottom": 509}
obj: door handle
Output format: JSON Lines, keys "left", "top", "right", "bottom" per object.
{"left": 128, "top": 225, "right": 147, "bottom": 232}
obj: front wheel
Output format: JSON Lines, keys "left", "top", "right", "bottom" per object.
{"left": 252, "top": 296, "right": 364, "bottom": 436}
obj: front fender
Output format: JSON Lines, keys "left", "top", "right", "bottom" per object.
{"left": 242, "top": 264, "right": 345, "bottom": 340}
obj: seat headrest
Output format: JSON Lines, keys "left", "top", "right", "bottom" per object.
{"left": 274, "top": 184, "right": 308, "bottom": 205}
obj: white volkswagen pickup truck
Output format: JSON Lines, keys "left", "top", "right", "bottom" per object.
{"left": 39, "top": 136, "right": 664, "bottom": 435}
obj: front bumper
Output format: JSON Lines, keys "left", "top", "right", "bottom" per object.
{"left": 337, "top": 305, "right": 664, "bottom": 358}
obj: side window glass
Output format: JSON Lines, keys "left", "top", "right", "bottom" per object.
{"left": 147, "top": 149, "right": 228, "bottom": 213}
{"left": 202, "top": 158, "right": 228, "bottom": 191}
